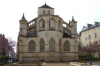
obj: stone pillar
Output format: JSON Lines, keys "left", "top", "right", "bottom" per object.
{"left": 56, "top": 22, "right": 58, "bottom": 30}
{"left": 45, "top": 21, "right": 49, "bottom": 30}
{"left": 45, "top": 36, "right": 49, "bottom": 51}
{"left": 36, "top": 44, "right": 39, "bottom": 52}
{"left": 56, "top": 44, "right": 59, "bottom": 51}
{"left": 45, "top": 44, "right": 49, "bottom": 51}
{"left": 37, "top": 23, "right": 39, "bottom": 31}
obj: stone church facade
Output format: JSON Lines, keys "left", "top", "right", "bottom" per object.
{"left": 17, "top": 3, "right": 78, "bottom": 62}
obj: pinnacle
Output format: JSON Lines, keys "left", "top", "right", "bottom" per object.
{"left": 72, "top": 16, "right": 75, "bottom": 21}
{"left": 21, "top": 13, "right": 26, "bottom": 21}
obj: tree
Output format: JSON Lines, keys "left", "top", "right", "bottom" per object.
{"left": 81, "top": 41, "right": 99, "bottom": 60}
{"left": 0, "top": 34, "right": 15, "bottom": 66}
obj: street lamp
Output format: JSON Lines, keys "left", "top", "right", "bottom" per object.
{"left": 97, "top": 44, "right": 100, "bottom": 60}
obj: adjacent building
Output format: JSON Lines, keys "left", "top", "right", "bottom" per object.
{"left": 17, "top": 3, "right": 78, "bottom": 62}
{"left": 78, "top": 22, "right": 100, "bottom": 47}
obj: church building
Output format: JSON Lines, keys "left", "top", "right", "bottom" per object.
{"left": 17, "top": 3, "right": 78, "bottom": 62}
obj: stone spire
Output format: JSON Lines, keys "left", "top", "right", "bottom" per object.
{"left": 21, "top": 13, "right": 26, "bottom": 20}
{"left": 20, "top": 13, "right": 27, "bottom": 22}
{"left": 72, "top": 16, "right": 75, "bottom": 21}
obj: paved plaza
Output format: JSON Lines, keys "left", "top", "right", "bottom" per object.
{"left": 47, "top": 62, "right": 73, "bottom": 66}
{"left": 3, "top": 61, "right": 100, "bottom": 66}
{"left": 47, "top": 62, "right": 100, "bottom": 66}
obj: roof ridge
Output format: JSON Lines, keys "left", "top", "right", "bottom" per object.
{"left": 39, "top": 3, "right": 53, "bottom": 9}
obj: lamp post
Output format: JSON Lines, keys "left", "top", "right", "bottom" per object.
{"left": 97, "top": 44, "right": 100, "bottom": 60}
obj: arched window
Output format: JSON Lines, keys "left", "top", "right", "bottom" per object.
{"left": 48, "top": 10, "right": 50, "bottom": 15}
{"left": 29, "top": 41, "right": 36, "bottom": 52}
{"left": 59, "top": 39, "right": 62, "bottom": 51}
{"left": 40, "top": 19, "right": 45, "bottom": 28}
{"left": 40, "top": 39, "right": 45, "bottom": 52}
{"left": 49, "top": 39, "right": 55, "bottom": 51}
{"left": 43, "top": 10, "right": 45, "bottom": 15}
{"left": 49, "top": 19, "right": 55, "bottom": 29}
{"left": 63, "top": 41, "right": 70, "bottom": 51}
{"left": 42, "top": 20, "right": 45, "bottom": 28}
{"left": 49, "top": 21, "right": 50, "bottom": 28}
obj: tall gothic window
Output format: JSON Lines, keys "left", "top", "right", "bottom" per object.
{"left": 40, "top": 19, "right": 45, "bottom": 28}
{"left": 49, "top": 39, "right": 55, "bottom": 51}
{"left": 59, "top": 39, "right": 62, "bottom": 51}
{"left": 28, "top": 41, "right": 36, "bottom": 52}
{"left": 40, "top": 39, "right": 45, "bottom": 52}
{"left": 42, "top": 20, "right": 45, "bottom": 28}
{"left": 63, "top": 41, "right": 70, "bottom": 51}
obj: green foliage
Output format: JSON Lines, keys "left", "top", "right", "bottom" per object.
{"left": 0, "top": 55, "right": 9, "bottom": 63}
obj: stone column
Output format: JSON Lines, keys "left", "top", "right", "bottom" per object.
{"left": 56, "top": 22, "right": 58, "bottom": 30}
{"left": 45, "top": 21, "right": 49, "bottom": 30}
{"left": 45, "top": 35, "right": 49, "bottom": 51}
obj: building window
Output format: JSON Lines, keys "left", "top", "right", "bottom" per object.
{"left": 88, "top": 35, "right": 91, "bottom": 40}
{"left": 42, "top": 20, "right": 45, "bottom": 28}
{"left": 98, "top": 26, "right": 100, "bottom": 30}
{"left": 29, "top": 41, "right": 36, "bottom": 52}
{"left": 49, "top": 39, "right": 55, "bottom": 51}
{"left": 95, "top": 33, "right": 97, "bottom": 38}
{"left": 59, "top": 39, "right": 62, "bottom": 51}
{"left": 86, "top": 37, "right": 87, "bottom": 40}
{"left": 82, "top": 33, "right": 84, "bottom": 36}
{"left": 40, "top": 19, "right": 45, "bottom": 28}
{"left": 63, "top": 41, "right": 70, "bottom": 51}
{"left": 40, "top": 39, "right": 45, "bottom": 52}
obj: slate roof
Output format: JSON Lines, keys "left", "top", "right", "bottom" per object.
{"left": 81, "top": 22, "right": 100, "bottom": 32}
{"left": 39, "top": 3, "right": 53, "bottom": 9}
{"left": 27, "top": 31, "right": 37, "bottom": 37}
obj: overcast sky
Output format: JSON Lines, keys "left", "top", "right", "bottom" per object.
{"left": 0, "top": 0, "right": 100, "bottom": 42}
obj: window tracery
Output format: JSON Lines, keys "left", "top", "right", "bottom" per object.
{"left": 29, "top": 41, "right": 36, "bottom": 52}
{"left": 63, "top": 41, "right": 70, "bottom": 51}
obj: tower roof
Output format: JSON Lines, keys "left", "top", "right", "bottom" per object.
{"left": 72, "top": 16, "right": 75, "bottom": 21}
{"left": 39, "top": 3, "right": 53, "bottom": 9}
{"left": 20, "top": 13, "right": 27, "bottom": 22}
{"left": 21, "top": 13, "right": 26, "bottom": 20}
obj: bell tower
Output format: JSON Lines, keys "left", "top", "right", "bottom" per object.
{"left": 38, "top": 3, "right": 54, "bottom": 16}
